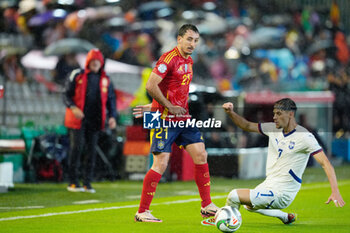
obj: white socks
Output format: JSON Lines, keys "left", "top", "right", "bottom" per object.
{"left": 226, "top": 189, "right": 289, "bottom": 223}
{"left": 226, "top": 189, "right": 241, "bottom": 209}
{"left": 244, "top": 206, "right": 288, "bottom": 223}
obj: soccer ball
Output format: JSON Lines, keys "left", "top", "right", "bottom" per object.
{"left": 214, "top": 206, "right": 242, "bottom": 232}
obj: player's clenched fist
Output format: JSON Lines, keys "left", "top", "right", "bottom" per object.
{"left": 222, "top": 102, "right": 234, "bottom": 113}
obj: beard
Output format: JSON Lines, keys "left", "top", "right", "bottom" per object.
{"left": 275, "top": 123, "right": 281, "bottom": 129}
{"left": 184, "top": 46, "right": 194, "bottom": 55}
{"left": 187, "top": 48, "right": 194, "bottom": 54}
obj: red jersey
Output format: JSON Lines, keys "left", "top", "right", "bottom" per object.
{"left": 152, "top": 47, "right": 193, "bottom": 121}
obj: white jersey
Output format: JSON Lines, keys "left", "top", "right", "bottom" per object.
{"left": 258, "top": 123, "right": 322, "bottom": 194}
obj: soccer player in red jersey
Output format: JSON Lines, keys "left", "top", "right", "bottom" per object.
{"left": 134, "top": 24, "right": 219, "bottom": 222}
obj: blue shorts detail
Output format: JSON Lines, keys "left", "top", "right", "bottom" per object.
{"left": 150, "top": 126, "right": 203, "bottom": 153}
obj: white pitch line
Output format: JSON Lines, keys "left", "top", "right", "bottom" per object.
{"left": 1, "top": 180, "right": 349, "bottom": 222}
{"left": 0, "top": 195, "right": 226, "bottom": 222}
{"left": 0, "top": 206, "right": 44, "bottom": 210}
{"left": 73, "top": 200, "right": 101, "bottom": 205}
{"left": 0, "top": 204, "right": 139, "bottom": 222}
{"left": 126, "top": 195, "right": 141, "bottom": 199}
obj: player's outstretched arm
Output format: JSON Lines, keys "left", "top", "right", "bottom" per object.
{"left": 222, "top": 102, "right": 259, "bottom": 133}
{"left": 133, "top": 104, "right": 152, "bottom": 118}
{"left": 313, "top": 151, "right": 345, "bottom": 207}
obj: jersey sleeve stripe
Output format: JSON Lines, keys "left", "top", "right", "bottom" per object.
{"left": 289, "top": 169, "right": 302, "bottom": 183}
{"left": 164, "top": 51, "right": 175, "bottom": 63}
{"left": 164, "top": 51, "right": 177, "bottom": 64}
{"left": 165, "top": 54, "right": 175, "bottom": 64}
{"left": 174, "top": 47, "right": 180, "bottom": 56}
{"left": 310, "top": 148, "right": 323, "bottom": 156}
{"left": 258, "top": 123, "right": 267, "bottom": 136}
{"left": 163, "top": 52, "right": 172, "bottom": 63}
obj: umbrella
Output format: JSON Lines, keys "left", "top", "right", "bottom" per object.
{"left": 64, "top": 6, "right": 122, "bottom": 32}
{"left": 22, "top": 50, "right": 141, "bottom": 74}
{"left": 248, "top": 27, "right": 286, "bottom": 49}
{"left": 306, "top": 40, "right": 335, "bottom": 55}
{"left": 128, "top": 21, "right": 159, "bottom": 33}
{"left": 0, "top": 47, "right": 26, "bottom": 60}
{"left": 0, "top": 0, "right": 16, "bottom": 8}
{"left": 197, "top": 12, "right": 227, "bottom": 35}
{"left": 181, "top": 10, "right": 227, "bottom": 35}
{"left": 138, "top": 1, "right": 171, "bottom": 20}
{"left": 28, "top": 9, "right": 67, "bottom": 27}
{"left": 181, "top": 10, "right": 206, "bottom": 21}
{"left": 104, "top": 17, "right": 127, "bottom": 29}
{"left": 44, "top": 38, "right": 96, "bottom": 56}
{"left": 19, "top": 0, "right": 36, "bottom": 14}
{"left": 261, "top": 14, "right": 293, "bottom": 26}
{"left": 21, "top": 50, "right": 58, "bottom": 70}
{"left": 139, "top": 1, "right": 169, "bottom": 12}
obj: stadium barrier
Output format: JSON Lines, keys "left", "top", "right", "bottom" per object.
{"left": 207, "top": 147, "right": 268, "bottom": 179}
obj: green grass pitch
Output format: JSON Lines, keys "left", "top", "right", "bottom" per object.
{"left": 0, "top": 165, "right": 349, "bottom": 233}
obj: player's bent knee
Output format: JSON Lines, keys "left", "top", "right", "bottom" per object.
{"left": 193, "top": 151, "right": 207, "bottom": 164}
{"left": 201, "top": 150, "right": 208, "bottom": 158}
{"left": 151, "top": 160, "right": 169, "bottom": 174}
{"left": 226, "top": 189, "right": 241, "bottom": 209}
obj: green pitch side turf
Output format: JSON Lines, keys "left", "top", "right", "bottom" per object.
{"left": 0, "top": 165, "right": 349, "bottom": 233}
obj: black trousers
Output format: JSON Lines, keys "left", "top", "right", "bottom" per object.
{"left": 68, "top": 126, "right": 99, "bottom": 186}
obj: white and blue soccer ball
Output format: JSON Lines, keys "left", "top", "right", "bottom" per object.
{"left": 214, "top": 206, "right": 242, "bottom": 232}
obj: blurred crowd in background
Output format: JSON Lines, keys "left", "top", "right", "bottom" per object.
{"left": 1, "top": 0, "right": 350, "bottom": 137}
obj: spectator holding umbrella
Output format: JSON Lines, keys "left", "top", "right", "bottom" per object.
{"left": 53, "top": 53, "right": 80, "bottom": 86}
{"left": 1, "top": 50, "right": 27, "bottom": 83}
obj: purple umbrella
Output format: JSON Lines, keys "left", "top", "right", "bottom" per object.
{"left": 28, "top": 9, "right": 67, "bottom": 27}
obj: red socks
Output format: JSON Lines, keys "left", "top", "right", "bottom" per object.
{"left": 138, "top": 164, "right": 211, "bottom": 212}
{"left": 194, "top": 163, "right": 212, "bottom": 207}
{"left": 138, "top": 169, "right": 162, "bottom": 213}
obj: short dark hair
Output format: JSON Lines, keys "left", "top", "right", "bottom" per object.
{"left": 274, "top": 98, "right": 297, "bottom": 114}
{"left": 178, "top": 24, "right": 199, "bottom": 37}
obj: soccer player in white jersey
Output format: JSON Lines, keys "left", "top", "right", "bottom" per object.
{"left": 220, "top": 98, "right": 345, "bottom": 224}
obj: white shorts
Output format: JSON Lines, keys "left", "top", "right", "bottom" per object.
{"left": 249, "top": 182, "right": 297, "bottom": 210}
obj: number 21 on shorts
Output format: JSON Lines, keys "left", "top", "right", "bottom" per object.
{"left": 155, "top": 127, "right": 168, "bottom": 140}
